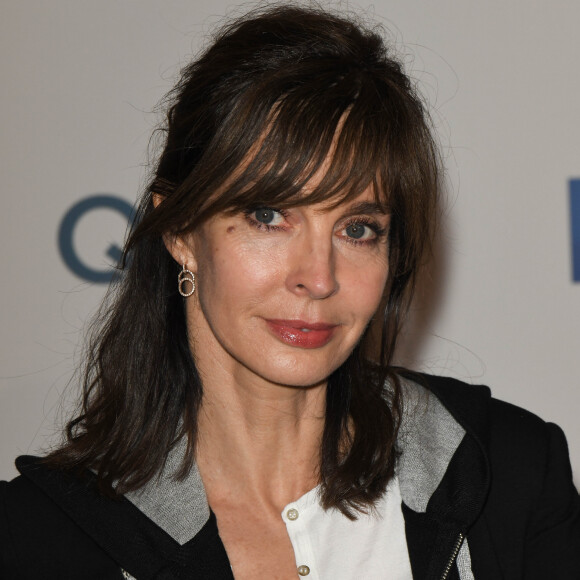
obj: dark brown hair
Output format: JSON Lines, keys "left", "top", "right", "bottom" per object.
{"left": 47, "top": 4, "right": 440, "bottom": 517}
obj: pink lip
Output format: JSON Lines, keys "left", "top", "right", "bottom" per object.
{"left": 265, "top": 319, "right": 338, "bottom": 349}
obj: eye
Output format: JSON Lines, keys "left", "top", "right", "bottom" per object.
{"left": 343, "top": 221, "right": 377, "bottom": 241}
{"left": 252, "top": 208, "right": 285, "bottom": 226}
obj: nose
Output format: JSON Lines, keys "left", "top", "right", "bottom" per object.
{"left": 285, "top": 234, "right": 339, "bottom": 300}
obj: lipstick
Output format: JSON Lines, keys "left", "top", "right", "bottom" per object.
{"left": 265, "top": 319, "right": 337, "bottom": 349}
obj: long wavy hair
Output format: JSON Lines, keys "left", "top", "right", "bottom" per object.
{"left": 47, "top": 5, "right": 440, "bottom": 518}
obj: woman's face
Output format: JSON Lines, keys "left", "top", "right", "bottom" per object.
{"left": 183, "top": 187, "right": 390, "bottom": 389}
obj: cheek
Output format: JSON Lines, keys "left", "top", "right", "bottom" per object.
{"left": 196, "top": 238, "right": 285, "bottom": 313}
{"left": 359, "top": 275, "right": 388, "bottom": 319}
{"left": 342, "top": 256, "right": 389, "bottom": 319}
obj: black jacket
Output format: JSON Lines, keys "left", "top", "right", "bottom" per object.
{"left": 1, "top": 375, "right": 579, "bottom": 579}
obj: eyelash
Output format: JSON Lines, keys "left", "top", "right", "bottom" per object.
{"left": 243, "top": 208, "right": 388, "bottom": 246}
{"left": 341, "top": 217, "right": 388, "bottom": 246}
{"left": 243, "top": 208, "right": 290, "bottom": 232}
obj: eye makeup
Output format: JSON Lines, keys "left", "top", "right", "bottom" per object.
{"left": 242, "top": 205, "right": 389, "bottom": 247}
{"left": 339, "top": 216, "right": 388, "bottom": 246}
{"left": 243, "top": 207, "right": 290, "bottom": 232}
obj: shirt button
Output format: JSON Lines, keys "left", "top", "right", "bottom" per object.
{"left": 297, "top": 565, "right": 310, "bottom": 576}
{"left": 286, "top": 508, "right": 299, "bottom": 520}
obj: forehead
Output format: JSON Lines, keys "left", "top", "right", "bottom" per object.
{"left": 189, "top": 106, "right": 391, "bottom": 230}
{"left": 224, "top": 143, "right": 388, "bottom": 210}
{"left": 235, "top": 104, "right": 386, "bottom": 195}
{"left": 306, "top": 186, "right": 389, "bottom": 216}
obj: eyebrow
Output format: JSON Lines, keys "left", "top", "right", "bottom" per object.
{"left": 339, "top": 201, "right": 390, "bottom": 217}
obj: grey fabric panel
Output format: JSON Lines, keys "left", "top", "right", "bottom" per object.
{"left": 456, "top": 538, "right": 475, "bottom": 580}
{"left": 396, "top": 379, "right": 466, "bottom": 513}
{"left": 125, "top": 438, "right": 210, "bottom": 545}
{"left": 122, "top": 376, "right": 467, "bottom": 548}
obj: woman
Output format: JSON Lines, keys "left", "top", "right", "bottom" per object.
{"left": 1, "top": 5, "right": 579, "bottom": 580}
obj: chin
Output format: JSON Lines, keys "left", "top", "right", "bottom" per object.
{"left": 276, "top": 375, "right": 329, "bottom": 389}
{"left": 254, "top": 355, "right": 344, "bottom": 389}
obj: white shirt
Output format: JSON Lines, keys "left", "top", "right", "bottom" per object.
{"left": 281, "top": 474, "right": 413, "bottom": 579}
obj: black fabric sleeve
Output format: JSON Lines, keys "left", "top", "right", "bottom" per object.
{"left": 0, "top": 475, "right": 123, "bottom": 580}
{"left": 463, "top": 395, "right": 580, "bottom": 579}
{"left": 523, "top": 422, "right": 580, "bottom": 579}
{"left": 0, "top": 480, "right": 23, "bottom": 578}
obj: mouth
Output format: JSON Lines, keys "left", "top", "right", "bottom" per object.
{"left": 265, "top": 319, "right": 338, "bottom": 349}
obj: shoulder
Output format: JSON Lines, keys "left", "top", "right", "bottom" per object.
{"left": 0, "top": 457, "right": 122, "bottom": 579}
{"left": 408, "top": 371, "right": 554, "bottom": 450}
{"left": 412, "top": 372, "right": 580, "bottom": 577}
{"left": 401, "top": 371, "right": 576, "bottom": 511}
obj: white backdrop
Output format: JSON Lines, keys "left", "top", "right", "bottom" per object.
{"left": 1, "top": 0, "right": 579, "bottom": 483}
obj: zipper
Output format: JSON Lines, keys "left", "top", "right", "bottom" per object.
{"left": 440, "top": 532, "right": 464, "bottom": 580}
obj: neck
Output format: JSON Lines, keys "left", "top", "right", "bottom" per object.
{"left": 195, "top": 369, "right": 326, "bottom": 512}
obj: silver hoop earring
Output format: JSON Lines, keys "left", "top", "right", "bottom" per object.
{"left": 178, "top": 264, "right": 196, "bottom": 297}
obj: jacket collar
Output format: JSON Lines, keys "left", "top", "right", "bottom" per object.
{"left": 398, "top": 374, "right": 492, "bottom": 580}
{"left": 124, "top": 374, "right": 491, "bottom": 545}
{"left": 17, "top": 374, "right": 492, "bottom": 554}
{"left": 125, "top": 440, "right": 209, "bottom": 545}
{"left": 416, "top": 373, "right": 492, "bottom": 526}
{"left": 397, "top": 377, "right": 466, "bottom": 513}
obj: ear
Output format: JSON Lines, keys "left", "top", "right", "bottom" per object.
{"left": 153, "top": 193, "right": 198, "bottom": 271}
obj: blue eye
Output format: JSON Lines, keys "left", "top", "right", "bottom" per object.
{"left": 345, "top": 223, "right": 367, "bottom": 239}
{"left": 253, "top": 208, "right": 284, "bottom": 226}
{"left": 343, "top": 222, "right": 376, "bottom": 241}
